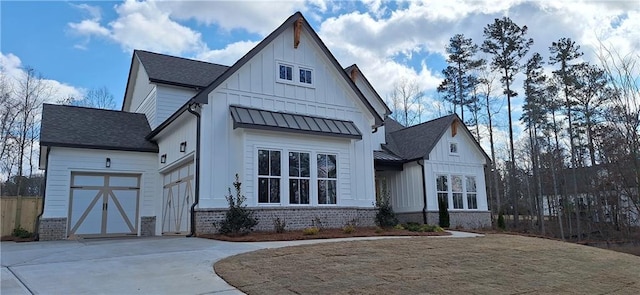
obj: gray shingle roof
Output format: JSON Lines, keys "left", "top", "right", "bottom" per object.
{"left": 40, "top": 104, "right": 158, "bottom": 152}
{"left": 384, "top": 114, "right": 457, "bottom": 160}
{"left": 135, "top": 50, "right": 229, "bottom": 88}
{"left": 230, "top": 105, "right": 362, "bottom": 139}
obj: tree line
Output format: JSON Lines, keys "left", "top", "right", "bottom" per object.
{"left": 0, "top": 67, "right": 116, "bottom": 196}
{"left": 388, "top": 17, "right": 639, "bottom": 241}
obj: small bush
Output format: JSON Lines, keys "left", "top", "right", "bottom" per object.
{"left": 402, "top": 223, "right": 444, "bottom": 232}
{"left": 216, "top": 174, "right": 258, "bottom": 236}
{"left": 393, "top": 224, "right": 405, "bottom": 230}
{"left": 438, "top": 197, "right": 450, "bottom": 228}
{"left": 303, "top": 227, "right": 320, "bottom": 235}
{"left": 12, "top": 227, "right": 32, "bottom": 238}
{"left": 375, "top": 190, "right": 398, "bottom": 228}
{"left": 374, "top": 227, "right": 385, "bottom": 233}
{"left": 342, "top": 224, "right": 355, "bottom": 234}
{"left": 273, "top": 217, "right": 286, "bottom": 233}
{"left": 497, "top": 213, "right": 506, "bottom": 230}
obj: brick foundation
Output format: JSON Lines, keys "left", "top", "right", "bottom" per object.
{"left": 140, "top": 216, "right": 156, "bottom": 236}
{"left": 195, "top": 207, "right": 377, "bottom": 235}
{"left": 38, "top": 217, "right": 67, "bottom": 241}
{"left": 397, "top": 211, "right": 491, "bottom": 229}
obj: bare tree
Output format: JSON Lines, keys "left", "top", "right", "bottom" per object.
{"left": 387, "top": 78, "right": 424, "bottom": 126}
{"left": 58, "top": 86, "right": 117, "bottom": 110}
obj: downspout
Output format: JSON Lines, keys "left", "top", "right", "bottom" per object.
{"left": 34, "top": 146, "right": 51, "bottom": 241}
{"left": 417, "top": 159, "right": 428, "bottom": 224}
{"left": 186, "top": 102, "right": 201, "bottom": 237}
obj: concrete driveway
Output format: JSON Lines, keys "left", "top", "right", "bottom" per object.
{"left": 1, "top": 231, "right": 481, "bottom": 294}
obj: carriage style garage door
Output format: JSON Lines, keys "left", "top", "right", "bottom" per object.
{"left": 68, "top": 173, "right": 140, "bottom": 237}
{"left": 162, "top": 162, "right": 193, "bottom": 234}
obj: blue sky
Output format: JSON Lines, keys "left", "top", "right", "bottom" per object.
{"left": 2, "top": 0, "right": 638, "bottom": 157}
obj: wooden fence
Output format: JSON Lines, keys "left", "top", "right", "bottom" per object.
{"left": 1, "top": 196, "right": 42, "bottom": 236}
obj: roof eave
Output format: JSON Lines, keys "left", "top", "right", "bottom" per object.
{"left": 40, "top": 142, "right": 159, "bottom": 153}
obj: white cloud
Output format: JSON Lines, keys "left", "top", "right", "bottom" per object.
{"left": 1, "top": 52, "right": 84, "bottom": 104}
{"left": 196, "top": 40, "right": 259, "bottom": 66}
{"left": 156, "top": 0, "right": 307, "bottom": 35}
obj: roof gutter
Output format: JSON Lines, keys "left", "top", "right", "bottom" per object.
{"left": 186, "top": 101, "right": 201, "bottom": 237}
{"left": 34, "top": 146, "right": 50, "bottom": 241}
{"left": 417, "top": 159, "right": 428, "bottom": 224}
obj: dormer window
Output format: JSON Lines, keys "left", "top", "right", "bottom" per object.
{"left": 299, "top": 68, "right": 312, "bottom": 84}
{"left": 279, "top": 64, "right": 293, "bottom": 81}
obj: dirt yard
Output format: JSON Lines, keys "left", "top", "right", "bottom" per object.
{"left": 215, "top": 234, "right": 640, "bottom": 294}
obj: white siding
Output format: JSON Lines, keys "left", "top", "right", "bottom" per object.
{"left": 155, "top": 85, "right": 196, "bottom": 125}
{"left": 379, "top": 162, "right": 424, "bottom": 213}
{"left": 43, "top": 147, "right": 159, "bottom": 235}
{"left": 155, "top": 112, "right": 197, "bottom": 170}
{"left": 198, "top": 26, "right": 376, "bottom": 209}
{"left": 353, "top": 77, "right": 387, "bottom": 120}
{"left": 128, "top": 63, "right": 154, "bottom": 112}
{"left": 425, "top": 125, "right": 488, "bottom": 211}
{"left": 135, "top": 86, "right": 157, "bottom": 128}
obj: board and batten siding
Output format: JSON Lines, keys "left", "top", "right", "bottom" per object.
{"left": 198, "top": 25, "right": 376, "bottom": 208}
{"left": 43, "top": 147, "right": 159, "bottom": 234}
{"left": 155, "top": 112, "right": 196, "bottom": 170}
{"left": 379, "top": 161, "right": 424, "bottom": 213}
{"left": 424, "top": 124, "right": 488, "bottom": 211}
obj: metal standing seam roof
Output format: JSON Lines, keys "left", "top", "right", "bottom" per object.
{"left": 229, "top": 105, "right": 362, "bottom": 140}
{"left": 373, "top": 150, "right": 404, "bottom": 162}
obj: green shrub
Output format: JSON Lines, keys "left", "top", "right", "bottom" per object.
{"left": 438, "top": 197, "right": 450, "bottom": 228}
{"left": 393, "top": 224, "right": 405, "bottom": 230}
{"left": 273, "top": 217, "right": 286, "bottom": 233}
{"left": 374, "top": 227, "right": 385, "bottom": 233}
{"left": 12, "top": 227, "right": 32, "bottom": 238}
{"left": 375, "top": 190, "right": 398, "bottom": 228}
{"left": 402, "top": 223, "right": 444, "bottom": 232}
{"left": 302, "top": 226, "right": 320, "bottom": 235}
{"left": 216, "top": 174, "right": 258, "bottom": 235}
{"left": 342, "top": 224, "right": 355, "bottom": 234}
{"left": 497, "top": 213, "right": 506, "bottom": 230}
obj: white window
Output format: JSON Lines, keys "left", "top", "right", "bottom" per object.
{"left": 436, "top": 175, "right": 449, "bottom": 209}
{"left": 317, "top": 153, "right": 337, "bottom": 204}
{"left": 258, "top": 149, "right": 281, "bottom": 203}
{"left": 452, "top": 175, "right": 464, "bottom": 209}
{"left": 449, "top": 142, "right": 458, "bottom": 155}
{"left": 436, "top": 174, "right": 479, "bottom": 210}
{"left": 466, "top": 176, "right": 478, "bottom": 209}
{"left": 278, "top": 64, "right": 293, "bottom": 81}
{"left": 289, "top": 152, "right": 310, "bottom": 204}
{"left": 299, "top": 68, "right": 313, "bottom": 84}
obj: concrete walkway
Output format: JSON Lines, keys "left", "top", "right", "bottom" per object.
{"left": 1, "top": 231, "right": 482, "bottom": 294}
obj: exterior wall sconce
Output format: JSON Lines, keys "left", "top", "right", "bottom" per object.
{"left": 160, "top": 154, "right": 167, "bottom": 164}
{"left": 106, "top": 158, "right": 111, "bottom": 168}
{"left": 179, "top": 141, "right": 187, "bottom": 153}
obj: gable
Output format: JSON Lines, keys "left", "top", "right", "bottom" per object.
{"left": 345, "top": 64, "right": 391, "bottom": 120}
{"left": 192, "top": 12, "right": 382, "bottom": 127}
{"left": 429, "top": 121, "right": 487, "bottom": 165}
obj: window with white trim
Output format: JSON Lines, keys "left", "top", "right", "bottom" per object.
{"left": 258, "top": 149, "right": 281, "bottom": 203}
{"left": 435, "top": 174, "right": 479, "bottom": 210}
{"left": 289, "top": 152, "right": 310, "bottom": 204}
{"left": 452, "top": 175, "right": 464, "bottom": 209}
{"left": 278, "top": 64, "right": 293, "bottom": 81}
{"left": 436, "top": 175, "right": 449, "bottom": 209}
{"left": 299, "top": 68, "right": 313, "bottom": 84}
{"left": 449, "top": 142, "right": 458, "bottom": 154}
{"left": 317, "top": 153, "right": 337, "bottom": 204}
{"left": 466, "top": 176, "right": 478, "bottom": 209}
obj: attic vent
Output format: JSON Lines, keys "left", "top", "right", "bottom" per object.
{"left": 451, "top": 121, "right": 457, "bottom": 137}
{"left": 294, "top": 18, "right": 303, "bottom": 49}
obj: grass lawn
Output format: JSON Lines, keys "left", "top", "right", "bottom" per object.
{"left": 215, "top": 234, "right": 640, "bottom": 294}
